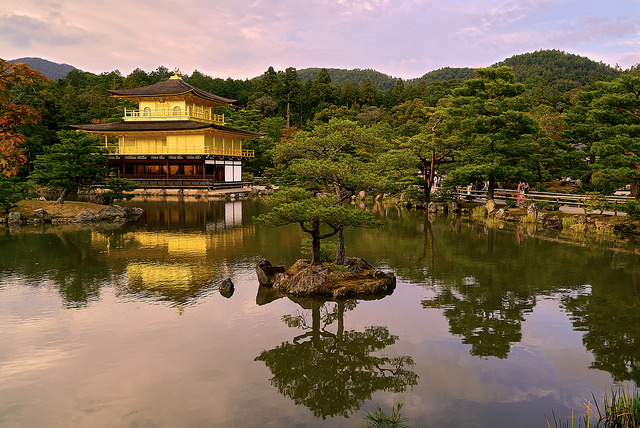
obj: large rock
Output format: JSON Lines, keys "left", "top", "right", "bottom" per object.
{"left": 256, "top": 259, "right": 286, "bottom": 286}
{"left": 75, "top": 211, "right": 99, "bottom": 222}
{"left": 126, "top": 207, "right": 144, "bottom": 216}
{"left": 527, "top": 203, "right": 538, "bottom": 217}
{"left": 219, "top": 278, "right": 235, "bottom": 298}
{"left": 33, "top": 208, "right": 50, "bottom": 220}
{"left": 537, "top": 212, "right": 547, "bottom": 224}
{"left": 98, "top": 205, "right": 127, "bottom": 221}
{"left": 8, "top": 212, "right": 21, "bottom": 223}
{"left": 448, "top": 201, "right": 459, "bottom": 213}
{"left": 544, "top": 216, "right": 562, "bottom": 229}
{"left": 344, "top": 257, "right": 372, "bottom": 271}
{"left": 485, "top": 199, "right": 497, "bottom": 214}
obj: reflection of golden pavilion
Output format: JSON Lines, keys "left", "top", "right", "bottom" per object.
{"left": 125, "top": 262, "right": 214, "bottom": 291}
{"left": 134, "top": 233, "right": 208, "bottom": 256}
{"left": 91, "top": 219, "right": 253, "bottom": 306}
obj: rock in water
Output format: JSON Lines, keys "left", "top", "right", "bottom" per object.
{"left": 8, "top": 212, "right": 20, "bottom": 223}
{"left": 256, "top": 259, "right": 286, "bottom": 286}
{"left": 75, "top": 211, "right": 99, "bottom": 222}
{"left": 219, "top": 278, "right": 234, "bottom": 298}
{"left": 98, "top": 205, "right": 127, "bottom": 221}
{"left": 485, "top": 199, "right": 496, "bottom": 214}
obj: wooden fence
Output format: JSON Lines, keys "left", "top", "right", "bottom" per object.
{"left": 455, "top": 188, "right": 633, "bottom": 214}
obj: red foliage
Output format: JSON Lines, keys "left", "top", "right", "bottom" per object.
{"left": 0, "top": 59, "right": 49, "bottom": 177}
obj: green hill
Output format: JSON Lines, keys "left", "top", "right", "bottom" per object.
{"left": 8, "top": 57, "right": 77, "bottom": 80}
{"left": 11, "top": 49, "right": 625, "bottom": 93}
{"left": 494, "top": 49, "right": 622, "bottom": 92}
{"left": 409, "top": 67, "right": 476, "bottom": 86}
{"left": 296, "top": 67, "right": 398, "bottom": 91}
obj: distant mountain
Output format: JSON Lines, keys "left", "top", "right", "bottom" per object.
{"left": 405, "top": 50, "right": 621, "bottom": 94}
{"left": 13, "top": 49, "right": 624, "bottom": 93}
{"left": 8, "top": 57, "right": 77, "bottom": 80}
{"left": 297, "top": 67, "right": 398, "bottom": 91}
{"left": 494, "top": 50, "right": 621, "bottom": 92}
{"left": 409, "top": 67, "right": 476, "bottom": 86}
{"left": 295, "top": 49, "right": 620, "bottom": 94}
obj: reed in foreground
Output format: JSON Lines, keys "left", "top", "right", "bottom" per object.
{"left": 546, "top": 386, "right": 640, "bottom": 428}
{"left": 361, "top": 402, "right": 411, "bottom": 428}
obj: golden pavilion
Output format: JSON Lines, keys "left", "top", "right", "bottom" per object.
{"left": 73, "top": 73, "right": 262, "bottom": 188}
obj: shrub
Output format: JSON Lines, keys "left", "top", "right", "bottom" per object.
{"left": 622, "top": 200, "right": 640, "bottom": 220}
{"left": 570, "top": 222, "right": 587, "bottom": 234}
{"left": 471, "top": 205, "right": 487, "bottom": 221}
{"left": 102, "top": 178, "right": 139, "bottom": 205}
{"left": 584, "top": 192, "right": 610, "bottom": 215}
{"left": 432, "top": 186, "right": 456, "bottom": 201}
{"left": 0, "top": 177, "right": 27, "bottom": 214}
{"left": 520, "top": 213, "right": 537, "bottom": 225}
{"left": 534, "top": 201, "right": 560, "bottom": 211}
{"left": 402, "top": 185, "right": 423, "bottom": 203}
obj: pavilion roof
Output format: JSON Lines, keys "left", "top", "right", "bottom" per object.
{"left": 108, "top": 76, "right": 236, "bottom": 105}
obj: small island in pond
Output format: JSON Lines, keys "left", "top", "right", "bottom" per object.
{"left": 256, "top": 258, "right": 396, "bottom": 299}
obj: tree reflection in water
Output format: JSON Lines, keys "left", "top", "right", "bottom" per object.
{"left": 255, "top": 291, "right": 418, "bottom": 419}
{"left": 563, "top": 286, "right": 640, "bottom": 385}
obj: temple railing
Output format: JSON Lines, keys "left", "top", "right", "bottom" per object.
{"left": 104, "top": 145, "right": 254, "bottom": 158}
{"left": 123, "top": 108, "right": 224, "bottom": 125}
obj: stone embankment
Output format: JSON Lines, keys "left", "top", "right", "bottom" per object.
{"left": 2, "top": 204, "right": 143, "bottom": 225}
{"left": 256, "top": 258, "right": 396, "bottom": 299}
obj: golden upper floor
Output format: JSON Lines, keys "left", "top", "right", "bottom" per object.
{"left": 111, "top": 75, "right": 233, "bottom": 125}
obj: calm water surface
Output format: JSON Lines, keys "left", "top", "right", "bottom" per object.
{"left": 1, "top": 198, "right": 639, "bottom": 427}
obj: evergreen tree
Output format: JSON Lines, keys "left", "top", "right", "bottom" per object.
{"left": 30, "top": 130, "right": 107, "bottom": 204}
{"left": 271, "top": 119, "right": 414, "bottom": 264}
{"left": 586, "top": 74, "right": 640, "bottom": 197}
{"left": 278, "top": 67, "right": 302, "bottom": 127}
{"left": 443, "top": 66, "right": 540, "bottom": 199}
{"left": 254, "top": 188, "right": 382, "bottom": 265}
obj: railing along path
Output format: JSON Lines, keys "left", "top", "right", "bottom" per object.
{"left": 455, "top": 188, "right": 633, "bottom": 215}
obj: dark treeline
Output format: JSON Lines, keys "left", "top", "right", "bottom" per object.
{"left": 5, "top": 49, "right": 640, "bottom": 204}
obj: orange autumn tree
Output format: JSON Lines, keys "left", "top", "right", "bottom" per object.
{"left": 0, "top": 59, "right": 49, "bottom": 177}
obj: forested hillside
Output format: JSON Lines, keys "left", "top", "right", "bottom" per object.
{"left": 296, "top": 67, "right": 398, "bottom": 91}
{"left": 410, "top": 67, "right": 475, "bottom": 85}
{"left": 8, "top": 57, "right": 77, "bottom": 80}
{"left": 495, "top": 49, "right": 622, "bottom": 93}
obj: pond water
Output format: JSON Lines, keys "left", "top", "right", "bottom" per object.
{"left": 1, "top": 198, "right": 639, "bottom": 427}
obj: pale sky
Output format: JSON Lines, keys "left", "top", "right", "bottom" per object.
{"left": 2, "top": 0, "right": 639, "bottom": 80}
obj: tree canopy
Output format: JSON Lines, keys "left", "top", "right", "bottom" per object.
{"left": 6, "top": 48, "right": 640, "bottom": 207}
{"left": 0, "top": 59, "right": 49, "bottom": 177}
{"left": 30, "top": 130, "right": 107, "bottom": 204}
